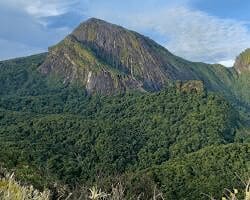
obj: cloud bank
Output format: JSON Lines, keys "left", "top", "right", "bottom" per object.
{"left": 0, "top": 0, "right": 80, "bottom": 60}
{"left": 84, "top": 3, "right": 250, "bottom": 66}
{"left": 1, "top": 0, "right": 250, "bottom": 67}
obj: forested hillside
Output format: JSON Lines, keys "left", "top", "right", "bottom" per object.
{"left": 0, "top": 54, "right": 249, "bottom": 199}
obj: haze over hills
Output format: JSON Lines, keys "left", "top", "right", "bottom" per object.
{"left": 0, "top": 18, "right": 249, "bottom": 200}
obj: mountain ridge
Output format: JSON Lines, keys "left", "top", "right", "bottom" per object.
{"left": 1, "top": 18, "right": 250, "bottom": 116}
{"left": 39, "top": 18, "right": 219, "bottom": 94}
{"left": 38, "top": 18, "right": 250, "bottom": 101}
{"left": 12, "top": 18, "right": 247, "bottom": 121}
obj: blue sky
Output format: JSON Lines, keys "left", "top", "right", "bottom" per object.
{"left": 1, "top": 0, "right": 250, "bottom": 66}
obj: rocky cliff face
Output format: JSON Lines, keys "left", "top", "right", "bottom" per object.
{"left": 39, "top": 35, "right": 143, "bottom": 94}
{"left": 234, "top": 49, "right": 250, "bottom": 74}
{"left": 176, "top": 80, "right": 205, "bottom": 94}
{"left": 39, "top": 18, "right": 204, "bottom": 94}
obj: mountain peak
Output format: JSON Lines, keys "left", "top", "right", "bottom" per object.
{"left": 72, "top": 17, "right": 125, "bottom": 38}
{"left": 78, "top": 17, "right": 115, "bottom": 28}
{"left": 83, "top": 17, "right": 114, "bottom": 24}
{"left": 234, "top": 48, "right": 250, "bottom": 74}
{"left": 38, "top": 18, "right": 205, "bottom": 94}
{"left": 85, "top": 17, "right": 104, "bottom": 22}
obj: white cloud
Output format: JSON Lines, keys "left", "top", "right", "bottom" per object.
{"left": 157, "top": 7, "right": 250, "bottom": 64}
{"left": 25, "top": 3, "right": 65, "bottom": 17}
{"left": 85, "top": 5, "right": 250, "bottom": 64}
{"left": 218, "top": 60, "right": 235, "bottom": 67}
{"left": 0, "top": 0, "right": 78, "bottom": 18}
{"left": 0, "top": 1, "right": 73, "bottom": 60}
{"left": 1, "top": 0, "right": 250, "bottom": 64}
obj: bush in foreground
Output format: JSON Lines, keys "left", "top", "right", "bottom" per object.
{"left": 0, "top": 172, "right": 50, "bottom": 200}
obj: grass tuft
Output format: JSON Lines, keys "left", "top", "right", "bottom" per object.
{"left": 0, "top": 172, "right": 50, "bottom": 200}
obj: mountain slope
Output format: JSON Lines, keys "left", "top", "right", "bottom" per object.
{"left": 234, "top": 48, "right": 250, "bottom": 74}
{"left": 39, "top": 35, "right": 144, "bottom": 94}
{"left": 38, "top": 18, "right": 236, "bottom": 95}
{"left": 0, "top": 83, "right": 241, "bottom": 191}
{"left": 0, "top": 18, "right": 246, "bottom": 99}
{"left": 0, "top": 17, "right": 249, "bottom": 200}
{"left": 0, "top": 53, "right": 48, "bottom": 96}
{"left": 232, "top": 49, "right": 250, "bottom": 108}
{"left": 36, "top": 18, "right": 250, "bottom": 122}
{"left": 128, "top": 144, "right": 250, "bottom": 200}
{"left": 1, "top": 18, "right": 249, "bottom": 119}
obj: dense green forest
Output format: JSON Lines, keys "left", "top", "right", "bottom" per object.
{"left": 0, "top": 54, "right": 249, "bottom": 199}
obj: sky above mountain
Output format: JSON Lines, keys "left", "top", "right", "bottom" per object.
{"left": 1, "top": 0, "right": 250, "bottom": 67}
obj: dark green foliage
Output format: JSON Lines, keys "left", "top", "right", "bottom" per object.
{"left": 0, "top": 88, "right": 238, "bottom": 185}
{"left": 127, "top": 144, "right": 250, "bottom": 200}
{"left": 0, "top": 54, "right": 249, "bottom": 199}
{"left": 0, "top": 54, "right": 45, "bottom": 95}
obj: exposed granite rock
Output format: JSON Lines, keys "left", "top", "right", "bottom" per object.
{"left": 39, "top": 18, "right": 208, "bottom": 94}
{"left": 39, "top": 35, "right": 143, "bottom": 94}
{"left": 71, "top": 18, "right": 172, "bottom": 90}
{"left": 234, "top": 49, "right": 250, "bottom": 74}
{"left": 176, "top": 80, "right": 205, "bottom": 94}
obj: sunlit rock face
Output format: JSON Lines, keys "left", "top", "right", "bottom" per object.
{"left": 234, "top": 49, "right": 250, "bottom": 74}
{"left": 39, "top": 18, "right": 220, "bottom": 94}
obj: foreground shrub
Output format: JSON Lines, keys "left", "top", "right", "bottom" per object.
{"left": 0, "top": 173, "right": 50, "bottom": 200}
